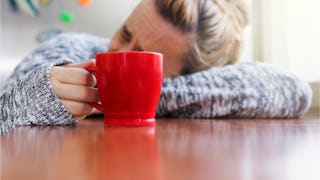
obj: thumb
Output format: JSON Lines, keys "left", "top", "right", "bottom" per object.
{"left": 66, "top": 59, "right": 96, "bottom": 68}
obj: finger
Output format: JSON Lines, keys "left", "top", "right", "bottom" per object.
{"left": 52, "top": 66, "right": 96, "bottom": 86}
{"left": 66, "top": 59, "right": 96, "bottom": 68}
{"left": 75, "top": 115, "right": 87, "bottom": 121}
{"left": 90, "top": 108, "right": 103, "bottom": 115}
{"left": 55, "top": 83, "right": 99, "bottom": 102}
{"left": 61, "top": 99, "right": 93, "bottom": 117}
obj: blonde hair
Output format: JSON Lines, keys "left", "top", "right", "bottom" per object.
{"left": 155, "top": 0, "right": 249, "bottom": 74}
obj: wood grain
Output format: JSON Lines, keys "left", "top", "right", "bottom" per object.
{"left": 1, "top": 114, "right": 320, "bottom": 180}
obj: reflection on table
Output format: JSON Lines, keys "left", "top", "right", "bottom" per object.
{"left": 1, "top": 115, "right": 320, "bottom": 180}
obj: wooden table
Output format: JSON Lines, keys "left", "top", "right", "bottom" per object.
{"left": 1, "top": 113, "right": 320, "bottom": 180}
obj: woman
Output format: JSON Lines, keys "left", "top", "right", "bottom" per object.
{"left": 0, "top": 0, "right": 312, "bottom": 135}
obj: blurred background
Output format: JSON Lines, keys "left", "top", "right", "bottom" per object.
{"left": 0, "top": 0, "right": 319, "bottom": 111}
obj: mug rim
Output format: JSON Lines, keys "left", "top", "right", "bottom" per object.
{"left": 96, "top": 51, "right": 163, "bottom": 57}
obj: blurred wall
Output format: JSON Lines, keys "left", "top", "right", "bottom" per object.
{"left": 252, "top": 0, "right": 320, "bottom": 81}
{"left": 1, "top": 0, "right": 140, "bottom": 60}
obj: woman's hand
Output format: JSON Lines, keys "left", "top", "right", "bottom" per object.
{"left": 50, "top": 60, "right": 98, "bottom": 120}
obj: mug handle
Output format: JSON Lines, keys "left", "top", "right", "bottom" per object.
{"left": 85, "top": 67, "right": 105, "bottom": 112}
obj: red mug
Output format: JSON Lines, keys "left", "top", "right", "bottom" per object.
{"left": 87, "top": 52, "right": 163, "bottom": 126}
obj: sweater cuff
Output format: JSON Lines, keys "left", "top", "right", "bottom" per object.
{"left": 16, "top": 59, "right": 76, "bottom": 126}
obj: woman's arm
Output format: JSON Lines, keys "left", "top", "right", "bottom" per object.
{"left": 0, "top": 62, "right": 76, "bottom": 135}
{"left": 0, "top": 33, "right": 109, "bottom": 135}
{"left": 157, "top": 62, "right": 312, "bottom": 118}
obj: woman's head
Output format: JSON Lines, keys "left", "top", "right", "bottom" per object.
{"left": 108, "top": 0, "right": 249, "bottom": 77}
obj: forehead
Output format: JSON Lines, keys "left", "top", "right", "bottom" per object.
{"left": 126, "top": 0, "right": 191, "bottom": 56}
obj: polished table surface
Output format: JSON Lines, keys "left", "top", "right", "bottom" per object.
{"left": 1, "top": 113, "right": 320, "bottom": 180}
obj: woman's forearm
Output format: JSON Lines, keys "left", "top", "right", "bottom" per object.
{"left": 157, "top": 62, "right": 312, "bottom": 118}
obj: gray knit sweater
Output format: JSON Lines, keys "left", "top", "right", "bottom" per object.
{"left": 0, "top": 33, "right": 312, "bottom": 135}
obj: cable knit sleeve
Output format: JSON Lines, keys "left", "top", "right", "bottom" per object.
{"left": 0, "top": 33, "right": 109, "bottom": 135}
{"left": 157, "top": 62, "right": 312, "bottom": 118}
